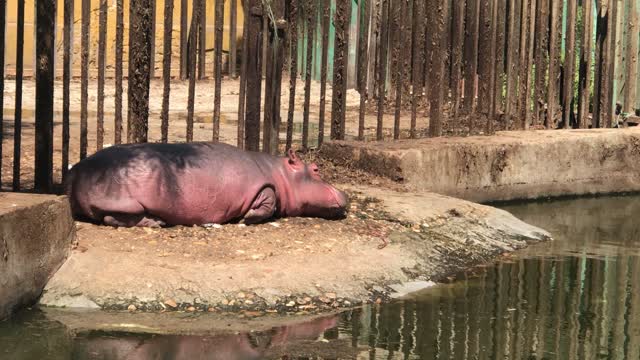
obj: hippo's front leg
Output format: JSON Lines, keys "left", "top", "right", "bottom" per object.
{"left": 243, "top": 187, "right": 277, "bottom": 225}
{"left": 103, "top": 213, "right": 167, "bottom": 228}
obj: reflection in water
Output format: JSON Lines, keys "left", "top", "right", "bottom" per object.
{"left": 2, "top": 195, "right": 640, "bottom": 359}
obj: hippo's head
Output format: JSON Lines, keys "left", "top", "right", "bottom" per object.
{"left": 280, "top": 149, "right": 348, "bottom": 219}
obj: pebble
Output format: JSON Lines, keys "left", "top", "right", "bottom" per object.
{"left": 187, "top": 306, "right": 196, "bottom": 312}
{"left": 237, "top": 292, "right": 246, "bottom": 299}
{"left": 286, "top": 301, "right": 296, "bottom": 307}
{"left": 221, "top": 299, "right": 229, "bottom": 306}
{"left": 164, "top": 299, "right": 178, "bottom": 308}
{"left": 269, "top": 222, "right": 281, "bottom": 228}
{"left": 127, "top": 304, "right": 137, "bottom": 312}
{"left": 325, "top": 292, "right": 337, "bottom": 299}
{"left": 244, "top": 300, "right": 254, "bottom": 305}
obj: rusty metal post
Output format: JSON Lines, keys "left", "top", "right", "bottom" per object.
{"left": 80, "top": 0, "right": 89, "bottom": 155}
{"left": 13, "top": 0, "right": 25, "bottom": 191}
{"left": 213, "top": 0, "right": 224, "bottom": 141}
{"left": 97, "top": 0, "right": 107, "bottom": 151}
{"left": 331, "top": 0, "right": 352, "bottom": 140}
{"left": 161, "top": 0, "right": 174, "bottom": 142}
{"left": 577, "top": 0, "right": 593, "bottom": 129}
{"left": 34, "top": 0, "right": 56, "bottom": 193}
{"left": 302, "top": 0, "right": 316, "bottom": 149}
{"left": 285, "top": 0, "right": 298, "bottom": 150}
{"left": 115, "top": 0, "right": 124, "bottom": 144}
{"left": 0, "top": 0, "right": 7, "bottom": 187}
{"left": 318, "top": 0, "right": 331, "bottom": 146}
{"left": 262, "top": 0, "right": 286, "bottom": 154}
{"left": 237, "top": 0, "right": 250, "bottom": 149}
{"left": 230, "top": 0, "right": 238, "bottom": 77}
{"left": 127, "top": 0, "right": 153, "bottom": 143}
{"left": 245, "top": 0, "right": 264, "bottom": 151}
{"left": 357, "top": 0, "right": 370, "bottom": 140}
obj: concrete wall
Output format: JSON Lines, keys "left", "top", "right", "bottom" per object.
{"left": 320, "top": 128, "right": 640, "bottom": 203}
{"left": 0, "top": 193, "right": 75, "bottom": 320}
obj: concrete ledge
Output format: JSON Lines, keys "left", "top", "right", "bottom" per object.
{"left": 319, "top": 128, "right": 640, "bottom": 202}
{"left": 0, "top": 193, "right": 76, "bottom": 320}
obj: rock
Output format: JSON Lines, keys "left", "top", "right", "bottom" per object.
{"left": 164, "top": 299, "right": 178, "bottom": 308}
{"left": 127, "top": 304, "right": 137, "bottom": 312}
{"left": 187, "top": 306, "right": 196, "bottom": 312}
{"left": 325, "top": 292, "right": 337, "bottom": 299}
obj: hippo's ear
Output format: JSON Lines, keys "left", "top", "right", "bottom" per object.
{"left": 286, "top": 149, "right": 304, "bottom": 170}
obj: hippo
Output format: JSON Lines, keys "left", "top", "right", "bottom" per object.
{"left": 65, "top": 142, "right": 348, "bottom": 227}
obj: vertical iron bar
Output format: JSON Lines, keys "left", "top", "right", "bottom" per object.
{"left": 318, "top": 0, "right": 331, "bottom": 146}
{"left": 237, "top": 0, "right": 250, "bottom": 149}
{"left": 186, "top": 2, "right": 199, "bottom": 142}
{"left": 180, "top": 0, "right": 188, "bottom": 79}
{"left": 285, "top": 0, "right": 298, "bottom": 150}
{"left": 230, "top": 0, "right": 238, "bottom": 77}
{"left": 302, "top": 0, "right": 315, "bottom": 149}
{"left": 262, "top": 0, "right": 285, "bottom": 154}
{"left": 0, "top": 0, "right": 4, "bottom": 187}
{"left": 429, "top": 0, "right": 447, "bottom": 137}
{"left": 392, "top": 0, "right": 403, "bottom": 139}
{"left": 198, "top": 0, "right": 206, "bottom": 79}
{"left": 245, "top": 0, "right": 264, "bottom": 151}
{"left": 13, "top": 0, "right": 25, "bottom": 191}
{"left": 533, "top": 0, "right": 548, "bottom": 125}
{"left": 161, "top": 0, "right": 174, "bottom": 142}
{"left": 578, "top": 0, "right": 593, "bottom": 129}
{"left": 375, "top": 0, "right": 389, "bottom": 140}
{"left": 34, "top": 0, "right": 56, "bottom": 192}
{"left": 357, "top": 0, "right": 370, "bottom": 140}
{"left": 115, "top": 0, "right": 124, "bottom": 144}
{"left": 410, "top": 0, "right": 424, "bottom": 138}
{"left": 562, "top": 0, "right": 577, "bottom": 129}
{"left": 331, "top": 0, "right": 351, "bottom": 140}
{"left": 213, "top": 0, "right": 224, "bottom": 141}
{"left": 451, "top": 0, "right": 465, "bottom": 133}
{"left": 80, "top": 0, "right": 89, "bottom": 156}
{"left": 97, "top": 0, "right": 107, "bottom": 151}
{"left": 463, "top": 0, "right": 479, "bottom": 114}
{"left": 546, "top": 0, "right": 561, "bottom": 129}
{"left": 61, "top": 0, "right": 71, "bottom": 182}
{"left": 128, "top": 0, "right": 153, "bottom": 143}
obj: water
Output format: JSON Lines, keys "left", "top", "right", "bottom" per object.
{"left": 2, "top": 194, "right": 640, "bottom": 359}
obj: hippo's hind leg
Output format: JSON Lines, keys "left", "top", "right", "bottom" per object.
{"left": 103, "top": 213, "right": 167, "bottom": 228}
{"left": 243, "top": 187, "right": 277, "bottom": 225}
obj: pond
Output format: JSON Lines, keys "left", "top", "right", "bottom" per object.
{"left": 2, "top": 194, "right": 639, "bottom": 359}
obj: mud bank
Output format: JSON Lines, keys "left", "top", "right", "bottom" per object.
{"left": 39, "top": 186, "right": 550, "bottom": 314}
{"left": 320, "top": 128, "right": 640, "bottom": 203}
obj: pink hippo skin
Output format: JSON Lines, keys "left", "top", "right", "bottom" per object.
{"left": 65, "top": 142, "right": 348, "bottom": 227}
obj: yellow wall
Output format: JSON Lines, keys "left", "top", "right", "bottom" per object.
{"left": 4, "top": 0, "right": 245, "bottom": 77}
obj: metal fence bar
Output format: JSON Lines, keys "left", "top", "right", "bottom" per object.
{"left": 477, "top": 0, "right": 492, "bottom": 116}
{"left": 230, "top": 0, "right": 238, "bottom": 78}
{"left": 517, "top": 0, "right": 530, "bottom": 128}
{"left": 533, "top": 0, "right": 548, "bottom": 125}
{"left": 450, "top": 0, "right": 465, "bottom": 133}
{"left": 187, "top": 1, "right": 199, "bottom": 142}
{"left": 97, "top": 0, "right": 107, "bottom": 151}
{"left": 13, "top": 0, "right": 25, "bottom": 191}
{"left": 150, "top": 0, "right": 157, "bottom": 79}
{"left": 115, "top": 0, "right": 124, "bottom": 144}
{"left": 623, "top": 0, "right": 638, "bottom": 115}
{"left": 546, "top": 0, "right": 561, "bottom": 129}
{"left": 237, "top": 0, "right": 250, "bottom": 149}
{"left": 0, "top": 0, "right": 6, "bottom": 187}
{"left": 562, "top": 0, "right": 577, "bottom": 129}
{"left": 330, "top": 0, "right": 351, "bottom": 140}
{"left": 285, "top": 0, "right": 298, "bottom": 150}
{"left": 34, "top": 0, "right": 56, "bottom": 193}
{"left": 375, "top": 0, "right": 388, "bottom": 140}
{"left": 392, "top": 0, "right": 403, "bottom": 140}
{"left": 410, "top": 0, "right": 424, "bottom": 138}
{"left": 318, "top": 0, "right": 331, "bottom": 146}
{"left": 357, "top": 0, "right": 370, "bottom": 141}
{"left": 244, "top": 0, "right": 264, "bottom": 151}
{"left": 80, "top": 0, "right": 89, "bottom": 157}
{"left": 262, "top": 0, "right": 285, "bottom": 154}
{"left": 161, "top": 0, "right": 174, "bottom": 143}
{"left": 62, "top": 0, "right": 71, "bottom": 181}
{"left": 180, "top": 0, "right": 188, "bottom": 79}
{"left": 463, "top": 0, "right": 479, "bottom": 115}
{"left": 213, "top": 0, "right": 224, "bottom": 141}
{"left": 603, "top": 0, "right": 618, "bottom": 128}
{"left": 198, "top": 0, "right": 206, "bottom": 79}
{"left": 428, "top": 0, "right": 447, "bottom": 137}
{"left": 577, "top": 0, "right": 593, "bottom": 129}
{"left": 302, "top": 0, "right": 315, "bottom": 149}
{"left": 505, "top": 0, "right": 520, "bottom": 127}
{"left": 128, "top": 0, "right": 153, "bottom": 143}
{"left": 520, "top": 0, "right": 535, "bottom": 129}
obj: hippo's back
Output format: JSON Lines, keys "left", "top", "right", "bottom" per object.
{"left": 66, "top": 142, "right": 276, "bottom": 224}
